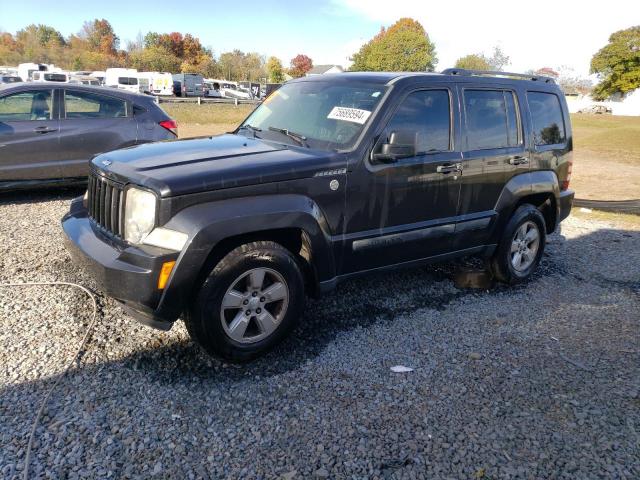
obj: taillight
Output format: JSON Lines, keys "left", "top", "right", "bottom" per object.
{"left": 561, "top": 155, "right": 573, "bottom": 191}
{"left": 159, "top": 119, "right": 178, "bottom": 136}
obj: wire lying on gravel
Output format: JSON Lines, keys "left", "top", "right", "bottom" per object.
{"left": 0, "top": 281, "right": 99, "bottom": 480}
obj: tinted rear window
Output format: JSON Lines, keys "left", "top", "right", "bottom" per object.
{"left": 118, "top": 77, "right": 138, "bottom": 85}
{"left": 44, "top": 73, "right": 67, "bottom": 82}
{"left": 464, "top": 89, "right": 521, "bottom": 150}
{"left": 528, "top": 92, "right": 566, "bottom": 146}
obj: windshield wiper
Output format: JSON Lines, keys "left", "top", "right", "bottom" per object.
{"left": 268, "top": 126, "right": 309, "bottom": 147}
{"left": 238, "top": 124, "right": 262, "bottom": 138}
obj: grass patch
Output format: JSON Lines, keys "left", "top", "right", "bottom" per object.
{"left": 571, "top": 114, "right": 640, "bottom": 166}
{"left": 162, "top": 103, "right": 254, "bottom": 128}
{"left": 572, "top": 209, "right": 640, "bottom": 229}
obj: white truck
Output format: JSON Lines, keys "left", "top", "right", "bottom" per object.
{"left": 105, "top": 68, "right": 140, "bottom": 93}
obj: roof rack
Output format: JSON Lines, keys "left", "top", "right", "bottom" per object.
{"left": 440, "top": 68, "right": 556, "bottom": 84}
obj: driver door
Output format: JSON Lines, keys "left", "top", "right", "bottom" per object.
{"left": 341, "top": 87, "right": 463, "bottom": 274}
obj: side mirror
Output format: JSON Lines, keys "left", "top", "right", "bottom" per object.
{"left": 371, "top": 130, "right": 416, "bottom": 163}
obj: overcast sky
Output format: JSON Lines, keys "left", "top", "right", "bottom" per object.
{"left": 1, "top": 0, "right": 637, "bottom": 76}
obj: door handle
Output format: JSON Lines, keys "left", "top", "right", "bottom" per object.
{"left": 509, "top": 156, "right": 529, "bottom": 166}
{"left": 436, "top": 163, "right": 463, "bottom": 174}
{"left": 33, "top": 126, "right": 56, "bottom": 134}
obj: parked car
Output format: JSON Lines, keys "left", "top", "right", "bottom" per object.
{"left": 63, "top": 70, "right": 574, "bottom": 361}
{"left": 0, "top": 75, "right": 22, "bottom": 84}
{"left": 578, "top": 104, "right": 612, "bottom": 114}
{"left": 69, "top": 75, "right": 101, "bottom": 86}
{"left": 172, "top": 73, "right": 204, "bottom": 97}
{"left": 0, "top": 83, "right": 177, "bottom": 190}
{"left": 31, "top": 71, "right": 69, "bottom": 83}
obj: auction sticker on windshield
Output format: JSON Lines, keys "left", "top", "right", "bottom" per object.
{"left": 327, "top": 106, "right": 371, "bottom": 125}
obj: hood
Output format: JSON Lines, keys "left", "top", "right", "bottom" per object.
{"left": 93, "top": 134, "right": 343, "bottom": 197}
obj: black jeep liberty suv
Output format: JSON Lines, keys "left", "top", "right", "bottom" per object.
{"left": 63, "top": 69, "right": 574, "bottom": 361}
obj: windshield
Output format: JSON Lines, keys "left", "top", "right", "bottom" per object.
{"left": 240, "top": 81, "right": 386, "bottom": 150}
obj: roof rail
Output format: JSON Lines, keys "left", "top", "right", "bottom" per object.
{"left": 441, "top": 68, "right": 556, "bottom": 84}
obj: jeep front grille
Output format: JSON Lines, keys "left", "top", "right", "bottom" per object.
{"left": 87, "top": 173, "right": 124, "bottom": 237}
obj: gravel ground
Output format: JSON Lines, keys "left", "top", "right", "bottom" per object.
{"left": 0, "top": 189, "right": 638, "bottom": 480}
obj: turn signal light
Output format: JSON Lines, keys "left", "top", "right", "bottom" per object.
{"left": 159, "top": 119, "right": 178, "bottom": 136}
{"left": 157, "top": 261, "right": 176, "bottom": 289}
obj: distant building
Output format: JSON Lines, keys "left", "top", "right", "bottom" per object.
{"left": 306, "top": 65, "right": 344, "bottom": 76}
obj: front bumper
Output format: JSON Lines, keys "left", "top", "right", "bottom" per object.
{"left": 558, "top": 189, "right": 575, "bottom": 224}
{"left": 62, "top": 197, "right": 179, "bottom": 330}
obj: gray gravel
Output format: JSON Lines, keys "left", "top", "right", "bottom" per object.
{"left": 1, "top": 188, "right": 639, "bottom": 479}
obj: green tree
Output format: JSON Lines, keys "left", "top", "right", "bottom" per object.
{"left": 129, "top": 45, "right": 181, "bottom": 72}
{"left": 350, "top": 18, "right": 437, "bottom": 72}
{"left": 266, "top": 56, "right": 285, "bottom": 83}
{"left": 590, "top": 26, "right": 640, "bottom": 100}
{"left": 13, "top": 24, "right": 66, "bottom": 64}
{"left": 454, "top": 54, "right": 492, "bottom": 70}
{"left": 453, "top": 46, "right": 509, "bottom": 71}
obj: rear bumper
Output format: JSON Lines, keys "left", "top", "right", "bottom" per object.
{"left": 62, "top": 197, "right": 178, "bottom": 329}
{"left": 558, "top": 189, "right": 574, "bottom": 224}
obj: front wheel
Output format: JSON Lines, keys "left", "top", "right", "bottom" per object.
{"left": 490, "top": 204, "right": 546, "bottom": 284}
{"left": 184, "top": 241, "right": 305, "bottom": 362}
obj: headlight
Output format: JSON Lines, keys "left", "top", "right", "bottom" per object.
{"left": 124, "top": 187, "right": 157, "bottom": 244}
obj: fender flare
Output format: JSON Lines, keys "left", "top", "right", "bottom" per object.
{"left": 155, "top": 194, "right": 334, "bottom": 320}
{"left": 491, "top": 170, "right": 560, "bottom": 242}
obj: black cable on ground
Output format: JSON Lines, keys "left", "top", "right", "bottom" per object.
{"left": 0, "top": 281, "right": 98, "bottom": 480}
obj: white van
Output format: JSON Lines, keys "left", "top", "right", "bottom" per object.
{"left": 141, "top": 72, "right": 173, "bottom": 96}
{"left": 105, "top": 68, "right": 140, "bottom": 93}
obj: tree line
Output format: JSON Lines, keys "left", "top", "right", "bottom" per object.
{"left": 0, "top": 19, "right": 315, "bottom": 83}
{"left": 1, "top": 18, "right": 637, "bottom": 99}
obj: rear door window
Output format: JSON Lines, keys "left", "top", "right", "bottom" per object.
{"left": 0, "top": 90, "right": 53, "bottom": 121}
{"left": 464, "top": 89, "right": 521, "bottom": 150}
{"left": 527, "top": 91, "right": 566, "bottom": 146}
{"left": 64, "top": 90, "right": 128, "bottom": 119}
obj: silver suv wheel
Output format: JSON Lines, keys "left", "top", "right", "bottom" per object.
{"left": 510, "top": 220, "right": 540, "bottom": 271}
{"left": 219, "top": 267, "right": 289, "bottom": 344}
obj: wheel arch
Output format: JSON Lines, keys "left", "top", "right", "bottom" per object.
{"left": 154, "top": 194, "right": 335, "bottom": 320}
{"left": 492, "top": 171, "right": 561, "bottom": 242}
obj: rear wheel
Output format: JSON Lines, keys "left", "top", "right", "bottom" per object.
{"left": 185, "top": 241, "right": 305, "bottom": 362}
{"left": 490, "top": 204, "right": 546, "bottom": 284}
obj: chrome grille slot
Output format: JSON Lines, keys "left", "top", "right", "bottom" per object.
{"left": 87, "top": 173, "right": 124, "bottom": 237}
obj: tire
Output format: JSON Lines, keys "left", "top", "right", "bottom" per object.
{"left": 184, "top": 241, "right": 305, "bottom": 362}
{"left": 490, "top": 204, "right": 546, "bottom": 284}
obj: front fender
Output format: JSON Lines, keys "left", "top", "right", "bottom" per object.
{"left": 154, "top": 194, "right": 334, "bottom": 321}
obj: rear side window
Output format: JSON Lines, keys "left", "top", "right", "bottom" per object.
{"left": 383, "top": 89, "right": 451, "bottom": 154}
{"left": 0, "top": 90, "right": 53, "bottom": 121}
{"left": 464, "top": 89, "right": 521, "bottom": 150}
{"left": 65, "top": 90, "right": 127, "bottom": 119}
{"left": 528, "top": 92, "right": 566, "bottom": 146}
{"left": 118, "top": 77, "right": 138, "bottom": 86}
